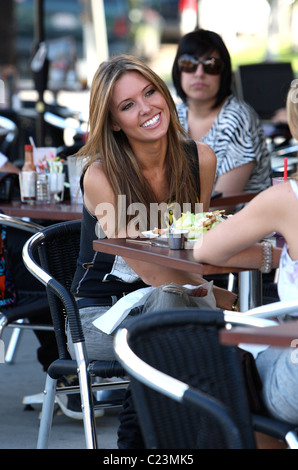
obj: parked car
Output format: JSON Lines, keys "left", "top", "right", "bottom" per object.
{"left": 14, "top": 0, "right": 131, "bottom": 82}
{"left": 143, "top": 0, "right": 181, "bottom": 42}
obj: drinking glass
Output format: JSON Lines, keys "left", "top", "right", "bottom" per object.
{"left": 49, "top": 173, "right": 65, "bottom": 203}
{"left": 272, "top": 176, "right": 286, "bottom": 186}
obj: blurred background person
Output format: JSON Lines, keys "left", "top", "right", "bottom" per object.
{"left": 172, "top": 29, "right": 271, "bottom": 200}
{"left": 0, "top": 151, "right": 20, "bottom": 173}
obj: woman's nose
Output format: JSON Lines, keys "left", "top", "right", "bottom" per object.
{"left": 139, "top": 100, "right": 151, "bottom": 114}
{"left": 194, "top": 63, "right": 205, "bottom": 75}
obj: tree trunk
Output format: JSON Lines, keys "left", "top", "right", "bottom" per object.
{"left": 0, "top": 0, "right": 16, "bottom": 66}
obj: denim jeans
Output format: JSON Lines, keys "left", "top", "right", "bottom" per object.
{"left": 67, "top": 283, "right": 216, "bottom": 362}
{"left": 256, "top": 346, "right": 298, "bottom": 424}
{"left": 66, "top": 306, "right": 116, "bottom": 361}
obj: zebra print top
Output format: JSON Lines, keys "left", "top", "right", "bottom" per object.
{"left": 176, "top": 95, "right": 271, "bottom": 193}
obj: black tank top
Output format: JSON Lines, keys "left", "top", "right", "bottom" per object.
{"left": 71, "top": 140, "right": 200, "bottom": 299}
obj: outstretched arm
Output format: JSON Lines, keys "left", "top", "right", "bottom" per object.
{"left": 193, "top": 184, "right": 288, "bottom": 270}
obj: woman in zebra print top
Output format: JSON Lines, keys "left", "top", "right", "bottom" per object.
{"left": 172, "top": 29, "right": 271, "bottom": 200}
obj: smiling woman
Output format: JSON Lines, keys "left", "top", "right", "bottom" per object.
{"left": 109, "top": 72, "right": 170, "bottom": 145}
{"left": 68, "top": 54, "right": 238, "bottom": 363}
{"left": 67, "top": 53, "right": 240, "bottom": 448}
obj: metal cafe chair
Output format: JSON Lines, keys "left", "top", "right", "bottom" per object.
{"left": 114, "top": 308, "right": 298, "bottom": 449}
{"left": 23, "top": 219, "right": 128, "bottom": 449}
{"left": 0, "top": 213, "right": 52, "bottom": 364}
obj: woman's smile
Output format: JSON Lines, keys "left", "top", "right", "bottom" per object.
{"left": 141, "top": 113, "right": 161, "bottom": 128}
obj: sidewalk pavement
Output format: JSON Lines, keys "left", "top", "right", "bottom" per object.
{"left": 0, "top": 327, "right": 119, "bottom": 449}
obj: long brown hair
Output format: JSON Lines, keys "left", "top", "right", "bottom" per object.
{"left": 77, "top": 54, "right": 199, "bottom": 227}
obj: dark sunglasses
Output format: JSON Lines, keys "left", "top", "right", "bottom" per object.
{"left": 178, "top": 54, "right": 224, "bottom": 75}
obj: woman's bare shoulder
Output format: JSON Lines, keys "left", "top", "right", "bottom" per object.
{"left": 256, "top": 181, "right": 296, "bottom": 207}
{"left": 85, "top": 161, "right": 108, "bottom": 186}
{"left": 195, "top": 141, "right": 217, "bottom": 170}
{"left": 241, "top": 181, "right": 296, "bottom": 231}
{"left": 84, "top": 161, "right": 115, "bottom": 210}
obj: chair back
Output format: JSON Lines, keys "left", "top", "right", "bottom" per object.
{"left": 0, "top": 214, "right": 47, "bottom": 305}
{"left": 121, "top": 309, "right": 257, "bottom": 449}
{"left": 235, "top": 62, "right": 294, "bottom": 120}
{"left": 26, "top": 220, "right": 82, "bottom": 359}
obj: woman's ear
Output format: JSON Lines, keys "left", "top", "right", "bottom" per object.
{"left": 111, "top": 121, "right": 121, "bottom": 132}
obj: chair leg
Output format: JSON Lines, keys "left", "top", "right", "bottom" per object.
{"left": 5, "top": 323, "right": 24, "bottom": 363}
{"left": 74, "top": 341, "right": 98, "bottom": 449}
{"left": 227, "top": 273, "right": 236, "bottom": 292}
{"left": 0, "top": 314, "right": 8, "bottom": 338}
{"left": 37, "top": 374, "right": 57, "bottom": 449}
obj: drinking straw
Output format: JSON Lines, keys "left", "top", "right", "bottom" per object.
{"left": 29, "top": 136, "right": 36, "bottom": 149}
{"left": 284, "top": 157, "right": 288, "bottom": 181}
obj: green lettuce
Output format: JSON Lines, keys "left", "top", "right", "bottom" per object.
{"left": 174, "top": 210, "right": 227, "bottom": 239}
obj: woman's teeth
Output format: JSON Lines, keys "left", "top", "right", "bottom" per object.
{"left": 142, "top": 113, "right": 160, "bottom": 128}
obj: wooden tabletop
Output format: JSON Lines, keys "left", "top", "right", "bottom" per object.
{"left": 0, "top": 201, "right": 83, "bottom": 221}
{"left": 210, "top": 191, "right": 258, "bottom": 208}
{"left": 93, "top": 237, "right": 246, "bottom": 276}
{"left": 220, "top": 321, "right": 298, "bottom": 348}
{"left": 0, "top": 191, "right": 257, "bottom": 222}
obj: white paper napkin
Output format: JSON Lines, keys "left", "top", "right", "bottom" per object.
{"left": 93, "top": 287, "right": 155, "bottom": 334}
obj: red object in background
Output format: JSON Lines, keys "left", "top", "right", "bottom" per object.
{"left": 178, "top": 0, "right": 197, "bottom": 12}
{"left": 113, "top": 16, "right": 127, "bottom": 38}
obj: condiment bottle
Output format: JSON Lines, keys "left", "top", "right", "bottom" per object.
{"left": 19, "top": 145, "right": 37, "bottom": 202}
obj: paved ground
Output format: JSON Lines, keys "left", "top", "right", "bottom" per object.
{"left": 0, "top": 327, "right": 120, "bottom": 450}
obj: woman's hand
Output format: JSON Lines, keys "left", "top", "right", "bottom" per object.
{"left": 213, "top": 286, "right": 238, "bottom": 310}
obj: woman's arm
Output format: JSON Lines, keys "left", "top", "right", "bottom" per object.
{"left": 196, "top": 142, "right": 217, "bottom": 211}
{"left": 213, "top": 99, "right": 267, "bottom": 198}
{"left": 214, "top": 161, "right": 254, "bottom": 195}
{"left": 0, "top": 160, "right": 20, "bottom": 174}
{"left": 193, "top": 184, "right": 286, "bottom": 269}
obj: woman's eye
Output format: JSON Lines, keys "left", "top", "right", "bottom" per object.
{"left": 121, "top": 102, "right": 133, "bottom": 111}
{"left": 120, "top": 88, "right": 155, "bottom": 111}
{"left": 146, "top": 88, "right": 155, "bottom": 97}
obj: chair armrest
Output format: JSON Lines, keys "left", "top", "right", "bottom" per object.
{"left": 241, "top": 300, "right": 298, "bottom": 319}
{"left": 252, "top": 413, "right": 298, "bottom": 448}
{"left": 22, "top": 231, "right": 85, "bottom": 343}
{"left": 0, "top": 213, "right": 43, "bottom": 233}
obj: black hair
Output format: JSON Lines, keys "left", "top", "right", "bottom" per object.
{"left": 172, "top": 29, "right": 232, "bottom": 108}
